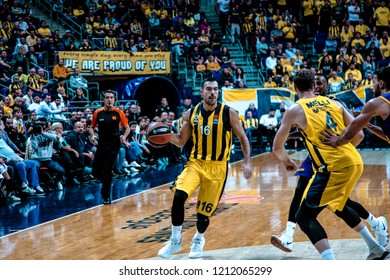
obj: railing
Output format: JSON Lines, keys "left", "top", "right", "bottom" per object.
{"left": 32, "top": 0, "right": 83, "bottom": 42}
{"left": 225, "top": 27, "right": 265, "bottom": 87}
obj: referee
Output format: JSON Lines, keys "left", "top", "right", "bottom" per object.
{"left": 90, "top": 90, "right": 130, "bottom": 204}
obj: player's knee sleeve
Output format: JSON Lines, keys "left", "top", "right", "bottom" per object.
{"left": 171, "top": 190, "right": 188, "bottom": 226}
{"left": 196, "top": 213, "right": 210, "bottom": 233}
{"left": 335, "top": 205, "right": 361, "bottom": 228}
{"left": 296, "top": 203, "right": 327, "bottom": 244}
{"left": 345, "top": 198, "right": 369, "bottom": 220}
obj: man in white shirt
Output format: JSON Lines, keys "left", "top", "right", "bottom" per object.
{"left": 265, "top": 50, "right": 277, "bottom": 78}
{"left": 50, "top": 95, "right": 67, "bottom": 121}
{"left": 27, "top": 93, "right": 42, "bottom": 113}
{"left": 36, "top": 94, "right": 67, "bottom": 120}
{"left": 258, "top": 108, "right": 278, "bottom": 146}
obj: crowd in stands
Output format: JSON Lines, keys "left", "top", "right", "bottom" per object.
{"left": 0, "top": 0, "right": 389, "bottom": 203}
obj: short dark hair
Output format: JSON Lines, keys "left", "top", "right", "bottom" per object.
{"left": 375, "top": 66, "right": 390, "bottom": 90}
{"left": 293, "top": 69, "right": 315, "bottom": 92}
{"left": 201, "top": 77, "right": 218, "bottom": 88}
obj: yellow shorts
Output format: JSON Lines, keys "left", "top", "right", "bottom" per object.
{"left": 175, "top": 158, "right": 228, "bottom": 217}
{"left": 303, "top": 164, "right": 363, "bottom": 212}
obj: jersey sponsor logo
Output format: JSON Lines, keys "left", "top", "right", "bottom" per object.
{"left": 112, "top": 116, "right": 117, "bottom": 120}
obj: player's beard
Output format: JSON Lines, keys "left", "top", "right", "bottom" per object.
{"left": 204, "top": 96, "right": 217, "bottom": 106}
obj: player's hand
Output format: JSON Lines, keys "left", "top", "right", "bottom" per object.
{"left": 320, "top": 129, "right": 339, "bottom": 147}
{"left": 241, "top": 162, "right": 252, "bottom": 179}
{"left": 283, "top": 158, "right": 298, "bottom": 172}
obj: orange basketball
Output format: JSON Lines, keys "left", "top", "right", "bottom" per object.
{"left": 147, "top": 123, "right": 172, "bottom": 148}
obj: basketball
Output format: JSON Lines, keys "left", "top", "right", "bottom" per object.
{"left": 147, "top": 123, "right": 172, "bottom": 148}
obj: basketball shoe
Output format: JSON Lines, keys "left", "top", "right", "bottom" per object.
{"left": 366, "top": 248, "right": 390, "bottom": 260}
{"left": 189, "top": 237, "right": 205, "bottom": 259}
{"left": 270, "top": 231, "right": 293, "bottom": 252}
{"left": 372, "top": 216, "right": 389, "bottom": 247}
{"left": 158, "top": 238, "right": 182, "bottom": 259}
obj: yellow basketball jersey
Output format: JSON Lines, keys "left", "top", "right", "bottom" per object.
{"left": 296, "top": 96, "right": 362, "bottom": 171}
{"left": 189, "top": 102, "right": 232, "bottom": 161}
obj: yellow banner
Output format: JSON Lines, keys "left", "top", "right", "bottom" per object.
{"left": 58, "top": 51, "right": 171, "bottom": 75}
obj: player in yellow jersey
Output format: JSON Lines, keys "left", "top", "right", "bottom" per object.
{"left": 158, "top": 77, "right": 252, "bottom": 259}
{"left": 273, "top": 69, "right": 390, "bottom": 260}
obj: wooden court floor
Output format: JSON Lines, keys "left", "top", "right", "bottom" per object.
{"left": 0, "top": 150, "right": 389, "bottom": 260}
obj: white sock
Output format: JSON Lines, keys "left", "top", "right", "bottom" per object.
{"left": 193, "top": 231, "right": 205, "bottom": 240}
{"left": 357, "top": 226, "right": 383, "bottom": 251}
{"left": 320, "top": 249, "right": 336, "bottom": 260}
{"left": 171, "top": 225, "right": 182, "bottom": 243}
{"left": 285, "top": 221, "right": 296, "bottom": 237}
{"left": 366, "top": 213, "right": 379, "bottom": 228}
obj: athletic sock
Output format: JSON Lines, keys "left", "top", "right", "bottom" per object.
{"left": 171, "top": 225, "right": 182, "bottom": 243}
{"left": 285, "top": 221, "right": 296, "bottom": 237}
{"left": 320, "top": 249, "right": 336, "bottom": 260}
{"left": 357, "top": 226, "right": 384, "bottom": 252}
{"left": 193, "top": 230, "right": 205, "bottom": 240}
{"left": 366, "top": 213, "right": 379, "bottom": 228}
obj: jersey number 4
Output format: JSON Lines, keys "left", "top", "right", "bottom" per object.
{"left": 326, "top": 112, "right": 337, "bottom": 132}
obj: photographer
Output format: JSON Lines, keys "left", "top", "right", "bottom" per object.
{"left": 26, "top": 118, "right": 65, "bottom": 191}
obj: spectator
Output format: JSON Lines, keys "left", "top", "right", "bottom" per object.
{"left": 328, "top": 70, "right": 345, "bottom": 93}
{"left": 244, "top": 110, "right": 258, "bottom": 144}
{"left": 216, "top": 46, "right": 231, "bottom": 69}
{"left": 206, "top": 55, "right": 221, "bottom": 81}
{"left": 155, "top": 97, "right": 170, "bottom": 117}
{"left": 244, "top": 103, "right": 259, "bottom": 120}
{"left": 70, "top": 87, "right": 89, "bottom": 109}
{"left": 345, "top": 63, "right": 362, "bottom": 83}
{"left": 50, "top": 95, "right": 67, "bottom": 121}
{"left": 264, "top": 77, "right": 277, "bottom": 88}
{"left": 265, "top": 50, "right": 277, "bottom": 78}
{"left": 53, "top": 59, "right": 71, "bottom": 79}
{"left": 258, "top": 108, "right": 278, "bottom": 146}
{"left": 233, "top": 67, "right": 246, "bottom": 87}
{"left": 215, "top": 0, "right": 230, "bottom": 40}
{"left": 345, "top": 72, "right": 358, "bottom": 90}
{"left": 36, "top": 94, "right": 68, "bottom": 120}
{"left": 27, "top": 119, "right": 65, "bottom": 191}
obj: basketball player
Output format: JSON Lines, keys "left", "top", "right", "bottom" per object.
{"left": 273, "top": 69, "right": 389, "bottom": 260}
{"left": 271, "top": 74, "right": 389, "bottom": 252}
{"left": 158, "top": 77, "right": 252, "bottom": 259}
{"left": 90, "top": 90, "right": 130, "bottom": 205}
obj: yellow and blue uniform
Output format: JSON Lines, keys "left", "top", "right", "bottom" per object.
{"left": 175, "top": 102, "right": 232, "bottom": 216}
{"left": 297, "top": 96, "right": 363, "bottom": 212}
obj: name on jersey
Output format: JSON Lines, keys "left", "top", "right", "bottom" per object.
{"left": 305, "top": 99, "right": 330, "bottom": 109}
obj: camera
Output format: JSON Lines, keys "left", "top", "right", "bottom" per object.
{"left": 31, "top": 122, "right": 46, "bottom": 134}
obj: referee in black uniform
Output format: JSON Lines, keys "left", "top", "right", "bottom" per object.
{"left": 90, "top": 90, "right": 130, "bottom": 204}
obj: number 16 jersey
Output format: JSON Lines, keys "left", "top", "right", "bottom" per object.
{"left": 296, "top": 96, "right": 362, "bottom": 172}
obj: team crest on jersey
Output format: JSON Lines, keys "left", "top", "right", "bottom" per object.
{"left": 112, "top": 116, "right": 117, "bottom": 120}
{"left": 193, "top": 114, "right": 199, "bottom": 125}
{"left": 213, "top": 114, "right": 219, "bottom": 124}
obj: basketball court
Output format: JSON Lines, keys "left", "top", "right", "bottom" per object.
{"left": 0, "top": 149, "right": 389, "bottom": 260}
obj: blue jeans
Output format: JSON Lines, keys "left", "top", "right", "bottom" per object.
{"left": 123, "top": 142, "right": 142, "bottom": 162}
{"left": 35, "top": 160, "right": 65, "bottom": 182}
{"left": 11, "top": 160, "right": 40, "bottom": 188}
{"left": 115, "top": 147, "right": 126, "bottom": 172}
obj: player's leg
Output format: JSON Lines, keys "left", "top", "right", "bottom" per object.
{"left": 188, "top": 162, "right": 228, "bottom": 259}
{"left": 158, "top": 161, "right": 201, "bottom": 259}
{"left": 346, "top": 198, "right": 389, "bottom": 247}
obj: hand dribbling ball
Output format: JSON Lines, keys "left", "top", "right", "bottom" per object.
{"left": 147, "top": 123, "right": 172, "bottom": 148}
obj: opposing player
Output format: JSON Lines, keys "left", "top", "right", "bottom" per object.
{"left": 157, "top": 77, "right": 252, "bottom": 259}
{"left": 271, "top": 74, "right": 389, "bottom": 252}
{"left": 273, "top": 69, "right": 389, "bottom": 259}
